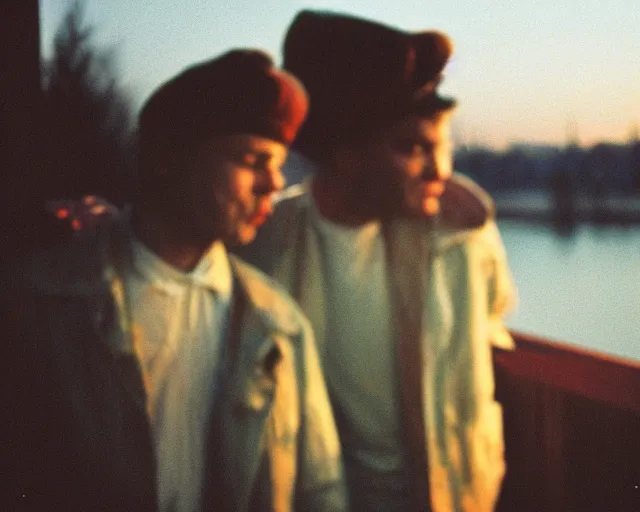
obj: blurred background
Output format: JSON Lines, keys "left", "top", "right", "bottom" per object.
{"left": 7, "top": 1, "right": 640, "bottom": 360}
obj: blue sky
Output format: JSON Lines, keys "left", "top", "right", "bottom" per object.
{"left": 39, "top": 0, "right": 640, "bottom": 149}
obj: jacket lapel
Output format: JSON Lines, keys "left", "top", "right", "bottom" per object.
{"left": 45, "top": 215, "right": 148, "bottom": 414}
{"left": 97, "top": 274, "right": 148, "bottom": 412}
{"left": 28, "top": 217, "right": 149, "bottom": 415}
{"left": 383, "top": 219, "right": 432, "bottom": 511}
{"left": 295, "top": 221, "right": 328, "bottom": 359}
{"left": 212, "top": 258, "right": 300, "bottom": 511}
{"left": 99, "top": 217, "right": 150, "bottom": 413}
{"left": 272, "top": 196, "right": 329, "bottom": 360}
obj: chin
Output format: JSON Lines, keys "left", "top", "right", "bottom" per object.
{"left": 233, "top": 225, "right": 258, "bottom": 246}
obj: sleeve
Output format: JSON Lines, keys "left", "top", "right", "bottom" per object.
{"left": 485, "top": 222, "right": 517, "bottom": 350}
{"left": 294, "top": 318, "right": 349, "bottom": 511}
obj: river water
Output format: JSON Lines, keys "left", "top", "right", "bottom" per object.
{"left": 498, "top": 219, "right": 640, "bottom": 362}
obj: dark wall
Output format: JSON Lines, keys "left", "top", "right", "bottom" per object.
{"left": 0, "top": 1, "right": 43, "bottom": 262}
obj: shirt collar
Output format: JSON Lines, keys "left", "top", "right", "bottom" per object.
{"left": 131, "top": 237, "right": 233, "bottom": 301}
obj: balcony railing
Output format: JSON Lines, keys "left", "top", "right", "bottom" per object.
{"left": 494, "top": 330, "right": 640, "bottom": 511}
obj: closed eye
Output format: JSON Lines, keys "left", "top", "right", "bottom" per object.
{"left": 238, "top": 151, "right": 279, "bottom": 172}
{"left": 237, "top": 152, "right": 258, "bottom": 168}
{"left": 390, "top": 138, "right": 432, "bottom": 156}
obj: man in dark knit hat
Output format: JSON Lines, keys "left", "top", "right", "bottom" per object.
{"left": 240, "top": 11, "right": 516, "bottom": 512}
{"left": 1, "top": 49, "right": 346, "bottom": 511}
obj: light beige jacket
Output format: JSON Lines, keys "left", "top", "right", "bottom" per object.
{"left": 6, "top": 218, "right": 347, "bottom": 512}
{"left": 240, "top": 173, "right": 516, "bottom": 511}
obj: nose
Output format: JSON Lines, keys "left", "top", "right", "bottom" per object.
{"left": 267, "top": 166, "right": 286, "bottom": 193}
{"left": 256, "top": 166, "right": 286, "bottom": 196}
{"left": 420, "top": 160, "right": 437, "bottom": 182}
{"left": 420, "top": 151, "right": 451, "bottom": 182}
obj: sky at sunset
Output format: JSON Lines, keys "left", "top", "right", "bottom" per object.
{"left": 39, "top": 0, "right": 640, "bottom": 150}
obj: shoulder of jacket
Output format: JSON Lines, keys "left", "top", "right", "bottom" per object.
{"left": 438, "top": 173, "right": 496, "bottom": 232}
{"left": 229, "top": 255, "right": 308, "bottom": 338}
{"left": 1, "top": 232, "right": 109, "bottom": 298}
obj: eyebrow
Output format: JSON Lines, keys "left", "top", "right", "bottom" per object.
{"left": 395, "top": 135, "right": 437, "bottom": 148}
{"left": 246, "top": 148, "right": 284, "bottom": 166}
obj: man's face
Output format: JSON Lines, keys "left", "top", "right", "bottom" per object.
{"left": 177, "top": 133, "right": 287, "bottom": 246}
{"left": 348, "top": 113, "right": 454, "bottom": 219}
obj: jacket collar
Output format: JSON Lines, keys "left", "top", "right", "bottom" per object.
{"left": 228, "top": 254, "right": 302, "bottom": 338}
{"left": 129, "top": 235, "right": 233, "bottom": 299}
{"left": 438, "top": 173, "right": 494, "bottom": 231}
{"left": 20, "top": 214, "right": 301, "bottom": 350}
{"left": 293, "top": 171, "right": 494, "bottom": 242}
{"left": 102, "top": 226, "right": 304, "bottom": 421}
{"left": 104, "top": 221, "right": 302, "bottom": 358}
{"left": 433, "top": 173, "right": 497, "bottom": 251}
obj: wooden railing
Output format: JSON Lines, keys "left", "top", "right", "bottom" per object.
{"left": 494, "top": 331, "right": 640, "bottom": 511}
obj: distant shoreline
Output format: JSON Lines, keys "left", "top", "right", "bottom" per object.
{"left": 493, "top": 191, "right": 640, "bottom": 224}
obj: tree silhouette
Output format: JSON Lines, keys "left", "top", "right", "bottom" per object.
{"left": 40, "top": 1, "right": 135, "bottom": 206}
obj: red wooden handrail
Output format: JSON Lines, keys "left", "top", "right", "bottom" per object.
{"left": 494, "top": 330, "right": 640, "bottom": 413}
{"left": 494, "top": 331, "right": 640, "bottom": 512}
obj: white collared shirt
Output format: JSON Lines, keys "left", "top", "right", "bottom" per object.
{"left": 126, "top": 238, "right": 232, "bottom": 512}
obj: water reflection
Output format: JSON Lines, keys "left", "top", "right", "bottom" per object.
{"left": 498, "top": 219, "right": 640, "bottom": 361}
